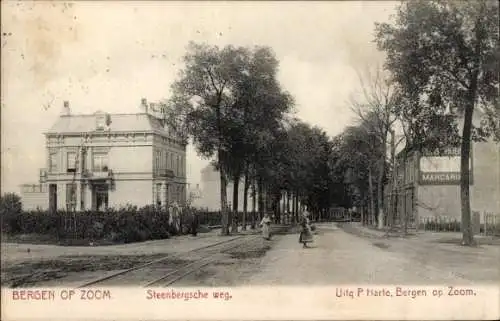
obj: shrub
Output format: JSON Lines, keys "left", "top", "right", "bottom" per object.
{"left": 0, "top": 193, "right": 22, "bottom": 216}
{"left": 1, "top": 205, "right": 226, "bottom": 244}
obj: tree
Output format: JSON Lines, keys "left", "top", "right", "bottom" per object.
{"left": 336, "top": 124, "right": 385, "bottom": 225}
{"left": 163, "top": 43, "right": 293, "bottom": 235}
{"left": 0, "top": 192, "right": 22, "bottom": 216}
{"left": 349, "top": 66, "right": 402, "bottom": 229}
{"left": 165, "top": 42, "right": 249, "bottom": 235}
{"left": 375, "top": 0, "right": 499, "bottom": 245}
{"left": 225, "top": 46, "right": 293, "bottom": 231}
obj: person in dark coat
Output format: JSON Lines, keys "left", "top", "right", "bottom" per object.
{"left": 299, "top": 210, "right": 314, "bottom": 248}
{"left": 190, "top": 210, "right": 199, "bottom": 236}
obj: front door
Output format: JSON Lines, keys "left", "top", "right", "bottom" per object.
{"left": 92, "top": 183, "right": 109, "bottom": 211}
{"left": 49, "top": 184, "right": 57, "bottom": 212}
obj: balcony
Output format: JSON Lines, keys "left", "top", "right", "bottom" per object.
{"left": 159, "top": 168, "right": 175, "bottom": 178}
{"left": 84, "top": 167, "right": 113, "bottom": 180}
{"left": 39, "top": 169, "right": 48, "bottom": 183}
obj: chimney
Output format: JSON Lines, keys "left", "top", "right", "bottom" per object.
{"left": 62, "top": 101, "right": 70, "bottom": 116}
{"left": 141, "top": 98, "right": 148, "bottom": 113}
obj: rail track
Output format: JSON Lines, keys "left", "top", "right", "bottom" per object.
{"left": 77, "top": 225, "right": 291, "bottom": 288}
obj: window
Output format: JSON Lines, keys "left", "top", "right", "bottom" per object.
{"left": 166, "top": 152, "right": 170, "bottom": 170}
{"left": 170, "top": 152, "right": 174, "bottom": 170}
{"left": 177, "top": 155, "right": 181, "bottom": 176}
{"left": 156, "top": 183, "right": 162, "bottom": 206}
{"left": 67, "top": 152, "right": 76, "bottom": 173}
{"left": 96, "top": 115, "right": 106, "bottom": 131}
{"left": 49, "top": 153, "right": 58, "bottom": 173}
{"left": 93, "top": 153, "right": 108, "bottom": 172}
{"left": 181, "top": 156, "right": 184, "bottom": 176}
{"left": 154, "top": 149, "right": 159, "bottom": 172}
{"left": 160, "top": 150, "right": 164, "bottom": 170}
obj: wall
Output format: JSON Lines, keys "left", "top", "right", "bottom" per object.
{"left": 417, "top": 140, "right": 500, "bottom": 222}
{"left": 109, "top": 180, "right": 153, "bottom": 208}
{"left": 470, "top": 140, "right": 500, "bottom": 213}
{"left": 108, "top": 145, "right": 152, "bottom": 173}
{"left": 20, "top": 184, "right": 49, "bottom": 210}
{"left": 199, "top": 173, "right": 257, "bottom": 211}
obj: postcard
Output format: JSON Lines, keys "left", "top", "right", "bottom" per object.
{"left": 1, "top": 1, "right": 499, "bottom": 320}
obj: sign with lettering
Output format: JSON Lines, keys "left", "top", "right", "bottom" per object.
{"left": 419, "top": 149, "right": 473, "bottom": 185}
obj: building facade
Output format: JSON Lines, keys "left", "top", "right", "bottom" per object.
{"left": 386, "top": 113, "right": 500, "bottom": 228}
{"left": 20, "top": 183, "right": 48, "bottom": 211}
{"left": 197, "top": 164, "right": 255, "bottom": 211}
{"left": 38, "top": 99, "right": 187, "bottom": 211}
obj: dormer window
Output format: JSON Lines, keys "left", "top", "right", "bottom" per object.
{"left": 96, "top": 114, "right": 106, "bottom": 131}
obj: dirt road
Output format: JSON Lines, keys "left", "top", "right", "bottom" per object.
{"left": 247, "top": 223, "right": 499, "bottom": 285}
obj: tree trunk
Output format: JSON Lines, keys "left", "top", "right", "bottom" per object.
{"left": 257, "top": 178, "right": 264, "bottom": 222}
{"left": 232, "top": 174, "right": 240, "bottom": 234}
{"left": 263, "top": 185, "right": 268, "bottom": 214}
{"left": 460, "top": 12, "right": 483, "bottom": 246}
{"left": 377, "top": 156, "right": 385, "bottom": 229}
{"left": 293, "top": 191, "right": 299, "bottom": 223}
{"left": 368, "top": 166, "right": 375, "bottom": 226}
{"left": 281, "top": 191, "right": 286, "bottom": 222}
{"left": 461, "top": 92, "right": 476, "bottom": 246}
{"left": 389, "top": 129, "right": 396, "bottom": 231}
{"left": 251, "top": 179, "right": 257, "bottom": 229}
{"left": 242, "top": 167, "right": 250, "bottom": 231}
{"left": 219, "top": 157, "right": 229, "bottom": 236}
{"left": 287, "top": 192, "right": 291, "bottom": 213}
{"left": 275, "top": 192, "right": 281, "bottom": 223}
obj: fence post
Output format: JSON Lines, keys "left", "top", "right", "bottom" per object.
{"left": 472, "top": 211, "right": 480, "bottom": 236}
{"left": 482, "top": 211, "right": 486, "bottom": 236}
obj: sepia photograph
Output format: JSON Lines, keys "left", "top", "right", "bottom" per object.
{"left": 1, "top": 0, "right": 499, "bottom": 320}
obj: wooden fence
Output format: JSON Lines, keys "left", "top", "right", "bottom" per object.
{"left": 418, "top": 211, "right": 500, "bottom": 236}
{"left": 484, "top": 212, "right": 500, "bottom": 236}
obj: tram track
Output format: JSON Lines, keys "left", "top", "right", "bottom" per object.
{"left": 77, "top": 225, "right": 291, "bottom": 288}
{"left": 76, "top": 235, "right": 248, "bottom": 288}
{"left": 145, "top": 225, "right": 291, "bottom": 287}
{"left": 144, "top": 235, "right": 262, "bottom": 287}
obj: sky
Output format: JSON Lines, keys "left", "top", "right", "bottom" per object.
{"left": 1, "top": 0, "right": 397, "bottom": 194}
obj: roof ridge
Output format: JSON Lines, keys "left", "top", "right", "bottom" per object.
{"left": 61, "top": 112, "right": 149, "bottom": 117}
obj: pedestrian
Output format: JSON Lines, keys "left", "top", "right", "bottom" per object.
{"left": 259, "top": 213, "right": 272, "bottom": 240}
{"left": 299, "top": 209, "right": 314, "bottom": 248}
{"left": 190, "top": 210, "right": 199, "bottom": 236}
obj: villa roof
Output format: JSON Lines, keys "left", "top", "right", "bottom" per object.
{"left": 46, "top": 112, "right": 166, "bottom": 135}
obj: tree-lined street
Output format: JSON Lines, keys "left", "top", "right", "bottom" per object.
{"left": 2, "top": 0, "right": 499, "bottom": 299}
{"left": 247, "top": 224, "right": 499, "bottom": 286}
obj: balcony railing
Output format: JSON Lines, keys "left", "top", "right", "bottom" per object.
{"left": 159, "top": 168, "right": 175, "bottom": 178}
{"left": 83, "top": 168, "right": 113, "bottom": 180}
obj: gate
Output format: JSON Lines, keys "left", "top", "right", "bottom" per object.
{"left": 384, "top": 186, "right": 416, "bottom": 232}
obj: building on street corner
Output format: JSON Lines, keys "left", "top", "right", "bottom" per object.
{"left": 24, "top": 99, "right": 187, "bottom": 211}
{"left": 385, "top": 110, "right": 500, "bottom": 229}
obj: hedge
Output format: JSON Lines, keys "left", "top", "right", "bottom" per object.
{"left": 1, "top": 206, "right": 225, "bottom": 244}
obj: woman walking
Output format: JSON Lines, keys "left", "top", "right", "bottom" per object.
{"left": 259, "top": 213, "right": 272, "bottom": 240}
{"left": 299, "top": 209, "right": 314, "bottom": 248}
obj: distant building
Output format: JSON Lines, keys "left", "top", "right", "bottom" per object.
{"left": 197, "top": 164, "right": 257, "bottom": 211}
{"left": 187, "top": 183, "right": 203, "bottom": 208}
{"left": 20, "top": 183, "right": 48, "bottom": 211}
{"left": 387, "top": 111, "right": 500, "bottom": 228}
{"left": 29, "top": 99, "right": 187, "bottom": 211}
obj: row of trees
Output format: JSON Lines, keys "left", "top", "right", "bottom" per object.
{"left": 157, "top": 0, "right": 498, "bottom": 245}
{"left": 339, "top": 0, "right": 499, "bottom": 245}
{"left": 157, "top": 43, "right": 358, "bottom": 235}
